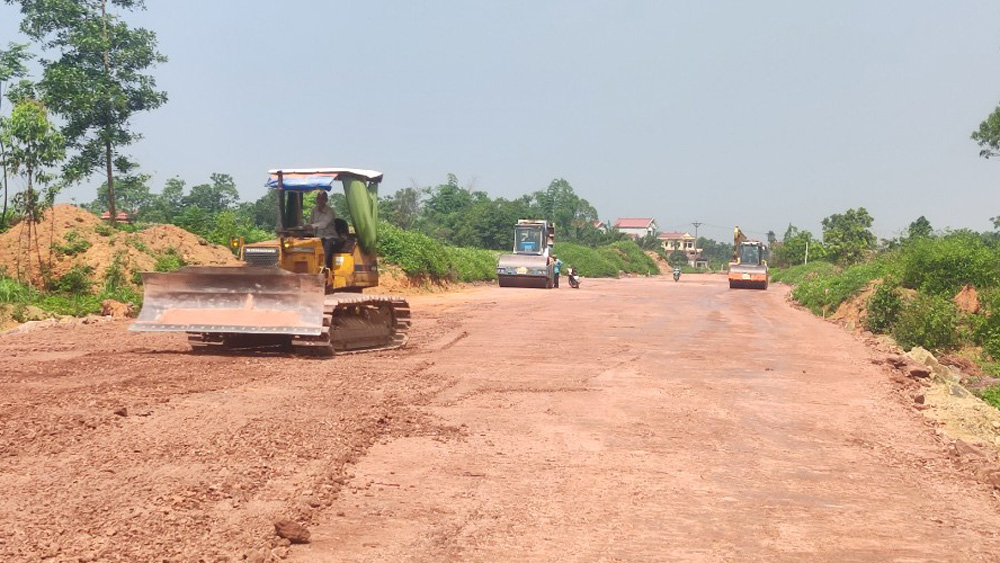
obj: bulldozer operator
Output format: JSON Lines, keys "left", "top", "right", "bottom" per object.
{"left": 309, "top": 191, "right": 339, "bottom": 269}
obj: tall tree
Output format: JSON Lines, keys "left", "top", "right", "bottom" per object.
{"left": 0, "top": 42, "right": 33, "bottom": 230}
{"left": 0, "top": 96, "right": 65, "bottom": 279}
{"left": 184, "top": 173, "right": 239, "bottom": 214}
{"left": 906, "top": 215, "right": 932, "bottom": 239}
{"left": 972, "top": 104, "right": 1000, "bottom": 159}
{"left": 821, "top": 208, "right": 875, "bottom": 264}
{"left": 9, "top": 0, "right": 167, "bottom": 224}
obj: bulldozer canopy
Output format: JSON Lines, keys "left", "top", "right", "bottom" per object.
{"left": 266, "top": 168, "right": 383, "bottom": 191}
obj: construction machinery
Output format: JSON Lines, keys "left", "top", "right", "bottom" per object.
{"left": 496, "top": 220, "right": 555, "bottom": 288}
{"left": 728, "top": 226, "right": 769, "bottom": 290}
{"left": 131, "top": 168, "right": 410, "bottom": 355}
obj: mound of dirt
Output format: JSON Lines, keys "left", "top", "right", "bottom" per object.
{"left": 645, "top": 251, "right": 670, "bottom": 272}
{"left": 0, "top": 204, "right": 240, "bottom": 288}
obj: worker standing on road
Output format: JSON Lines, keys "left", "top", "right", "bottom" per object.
{"left": 309, "top": 191, "right": 338, "bottom": 269}
{"left": 552, "top": 255, "right": 563, "bottom": 288}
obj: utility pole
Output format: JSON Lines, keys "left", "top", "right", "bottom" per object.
{"left": 804, "top": 240, "right": 809, "bottom": 265}
{"left": 691, "top": 222, "right": 703, "bottom": 268}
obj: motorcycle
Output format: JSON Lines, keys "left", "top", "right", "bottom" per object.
{"left": 672, "top": 268, "right": 681, "bottom": 282}
{"left": 567, "top": 267, "right": 581, "bottom": 289}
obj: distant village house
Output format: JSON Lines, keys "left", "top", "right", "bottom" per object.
{"left": 614, "top": 218, "right": 658, "bottom": 240}
{"left": 658, "top": 232, "right": 707, "bottom": 268}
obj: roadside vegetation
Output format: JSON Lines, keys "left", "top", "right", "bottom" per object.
{"left": 770, "top": 212, "right": 1000, "bottom": 405}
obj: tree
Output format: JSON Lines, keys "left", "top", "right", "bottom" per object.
{"left": 184, "top": 173, "right": 239, "bottom": 214}
{"left": 972, "top": 104, "right": 1000, "bottom": 159}
{"left": 10, "top": 0, "right": 167, "bottom": 224}
{"left": 381, "top": 187, "right": 422, "bottom": 230}
{"left": 668, "top": 250, "right": 689, "bottom": 268}
{"left": 89, "top": 172, "right": 151, "bottom": 217}
{"left": 774, "top": 224, "right": 824, "bottom": 267}
{"left": 821, "top": 208, "right": 875, "bottom": 264}
{"left": 0, "top": 96, "right": 65, "bottom": 280}
{"left": 143, "top": 176, "right": 185, "bottom": 222}
{"left": 0, "top": 42, "right": 33, "bottom": 230}
{"left": 907, "top": 215, "right": 932, "bottom": 239}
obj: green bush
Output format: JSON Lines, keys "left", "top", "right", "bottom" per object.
{"left": 50, "top": 265, "right": 95, "bottom": 294}
{"left": 892, "top": 294, "right": 959, "bottom": 352}
{"left": 900, "top": 233, "right": 999, "bottom": 295}
{"left": 0, "top": 275, "right": 35, "bottom": 303}
{"left": 447, "top": 246, "right": 499, "bottom": 282}
{"left": 378, "top": 222, "right": 452, "bottom": 278}
{"left": 154, "top": 248, "right": 187, "bottom": 272}
{"left": 51, "top": 230, "right": 92, "bottom": 256}
{"left": 769, "top": 261, "right": 836, "bottom": 286}
{"left": 973, "top": 288, "right": 1000, "bottom": 360}
{"left": 553, "top": 242, "right": 619, "bottom": 277}
{"left": 864, "top": 282, "right": 903, "bottom": 334}
{"left": 980, "top": 384, "right": 1000, "bottom": 410}
{"left": 791, "top": 261, "right": 886, "bottom": 315}
{"left": 599, "top": 241, "right": 660, "bottom": 275}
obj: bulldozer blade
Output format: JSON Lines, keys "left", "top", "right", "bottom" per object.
{"left": 130, "top": 267, "right": 326, "bottom": 336}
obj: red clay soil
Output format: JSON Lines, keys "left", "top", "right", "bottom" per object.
{"left": 2, "top": 276, "right": 1000, "bottom": 562}
{"left": 0, "top": 205, "right": 239, "bottom": 286}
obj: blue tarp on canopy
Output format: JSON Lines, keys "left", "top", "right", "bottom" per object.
{"left": 265, "top": 176, "right": 336, "bottom": 191}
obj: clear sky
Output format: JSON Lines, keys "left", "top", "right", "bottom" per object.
{"left": 2, "top": 1, "right": 1000, "bottom": 242}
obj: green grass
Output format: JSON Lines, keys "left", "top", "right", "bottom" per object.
{"left": 979, "top": 384, "right": 1000, "bottom": 410}
{"left": 378, "top": 222, "right": 498, "bottom": 282}
{"left": 769, "top": 261, "right": 837, "bottom": 286}
{"left": 789, "top": 261, "right": 888, "bottom": 315}
{"left": 554, "top": 240, "right": 660, "bottom": 278}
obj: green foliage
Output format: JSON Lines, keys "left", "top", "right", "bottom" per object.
{"left": 973, "top": 288, "right": 1000, "bottom": 361}
{"left": 892, "top": 294, "right": 959, "bottom": 352}
{"left": 51, "top": 229, "right": 92, "bottom": 256}
{"left": 979, "top": 384, "right": 1000, "bottom": 410}
{"left": 667, "top": 249, "right": 688, "bottom": 268}
{"left": 185, "top": 173, "right": 238, "bottom": 214}
{"left": 600, "top": 241, "right": 660, "bottom": 275}
{"left": 865, "top": 283, "right": 903, "bottom": 334}
{"left": 209, "top": 210, "right": 271, "bottom": 249}
{"left": 553, "top": 240, "right": 657, "bottom": 278}
{"left": 907, "top": 216, "right": 933, "bottom": 239}
{"left": 0, "top": 273, "right": 34, "bottom": 303}
{"left": 552, "top": 242, "right": 619, "bottom": 277}
{"left": 773, "top": 224, "right": 825, "bottom": 267}
{"left": 898, "top": 232, "right": 999, "bottom": 296}
{"left": 377, "top": 222, "right": 497, "bottom": 281}
{"left": 791, "top": 261, "right": 886, "bottom": 315}
{"left": 821, "top": 208, "right": 875, "bottom": 264}
{"left": 378, "top": 222, "right": 451, "bottom": 278}
{"left": 12, "top": 0, "right": 168, "bottom": 218}
{"left": 89, "top": 173, "right": 152, "bottom": 216}
{"left": 154, "top": 248, "right": 186, "bottom": 272}
{"left": 123, "top": 235, "right": 147, "bottom": 253}
{"left": 448, "top": 246, "right": 500, "bottom": 283}
{"left": 769, "top": 261, "right": 837, "bottom": 285}
{"left": 1, "top": 97, "right": 65, "bottom": 222}
{"left": 972, "top": 102, "right": 1000, "bottom": 159}
{"left": 94, "top": 222, "right": 113, "bottom": 236}
{"left": 49, "top": 264, "right": 94, "bottom": 294}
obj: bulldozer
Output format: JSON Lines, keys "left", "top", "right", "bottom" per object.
{"left": 130, "top": 168, "right": 410, "bottom": 355}
{"left": 728, "top": 226, "right": 769, "bottom": 290}
{"left": 496, "top": 220, "right": 555, "bottom": 288}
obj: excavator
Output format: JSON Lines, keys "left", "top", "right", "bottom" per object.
{"left": 130, "top": 168, "right": 410, "bottom": 355}
{"left": 728, "top": 226, "right": 769, "bottom": 290}
{"left": 496, "top": 220, "right": 556, "bottom": 288}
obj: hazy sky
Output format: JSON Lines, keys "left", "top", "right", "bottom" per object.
{"left": 3, "top": 1, "right": 1000, "bottom": 242}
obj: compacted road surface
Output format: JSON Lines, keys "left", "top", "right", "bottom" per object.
{"left": 2, "top": 275, "right": 999, "bottom": 562}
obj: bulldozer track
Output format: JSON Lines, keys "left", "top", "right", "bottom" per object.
{"left": 187, "top": 294, "right": 410, "bottom": 357}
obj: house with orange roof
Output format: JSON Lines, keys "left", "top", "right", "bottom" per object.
{"left": 614, "top": 218, "right": 657, "bottom": 239}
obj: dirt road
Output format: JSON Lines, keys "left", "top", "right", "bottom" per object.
{"left": 2, "top": 276, "right": 1000, "bottom": 562}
